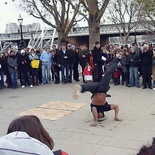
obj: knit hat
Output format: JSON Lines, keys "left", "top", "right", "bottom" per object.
{"left": 0, "top": 131, "right": 54, "bottom": 155}
{"left": 21, "top": 50, "right": 25, "bottom": 54}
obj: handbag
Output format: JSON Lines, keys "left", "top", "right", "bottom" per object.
{"left": 31, "top": 60, "right": 40, "bottom": 68}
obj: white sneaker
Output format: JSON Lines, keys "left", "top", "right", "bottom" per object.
{"left": 21, "top": 85, "right": 25, "bottom": 88}
{"left": 73, "top": 84, "right": 81, "bottom": 99}
{"left": 30, "top": 85, "right": 33, "bottom": 88}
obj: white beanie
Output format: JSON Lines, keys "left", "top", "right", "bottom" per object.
{"left": 20, "top": 50, "right": 25, "bottom": 54}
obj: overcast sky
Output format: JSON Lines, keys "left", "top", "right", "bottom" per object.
{"left": 0, "top": 0, "right": 108, "bottom": 33}
{"left": 0, "top": 0, "right": 41, "bottom": 33}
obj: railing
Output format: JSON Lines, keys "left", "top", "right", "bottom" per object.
{"left": 0, "top": 22, "right": 153, "bottom": 41}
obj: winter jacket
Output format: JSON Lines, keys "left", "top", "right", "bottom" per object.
{"left": 128, "top": 52, "right": 139, "bottom": 67}
{"left": 18, "top": 54, "right": 31, "bottom": 72}
{"left": 140, "top": 49, "right": 153, "bottom": 67}
{"left": 7, "top": 55, "right": 18, "bottom": 73}
{"left": 92, "top": 47, "right": 104, "bottom": 65}
{"left": 57, "top": 49, "right": 71, "bottom": 65}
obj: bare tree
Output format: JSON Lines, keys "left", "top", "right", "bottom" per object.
{"left": 17, "top": 0, "right": 81, "bottom": 48}
{"left": 138, "top": 0, "right": 155, "bottom": 35}
{"left": 107, "top": 0, "right": 142, "bottom": 44}
{"left": 69, "top": 0, "right": 110, "bottom": 49}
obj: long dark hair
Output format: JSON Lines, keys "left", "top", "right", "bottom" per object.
{"left": 7, "top": 115, "right": 54, "bottom": 150}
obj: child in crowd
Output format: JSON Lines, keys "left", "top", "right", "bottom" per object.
{"left": 113, "top": 68, "right": 121, "bottom": 85}
{"left": 83, "top": 62, "right": 93, "bottom": 83}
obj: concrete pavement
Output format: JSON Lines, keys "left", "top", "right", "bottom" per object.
{"left": 0, "top": 81, "right": 155, "bottom": 155}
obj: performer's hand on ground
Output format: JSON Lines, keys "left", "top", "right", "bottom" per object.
{"left": 114, "top": 117, "right": 122, "bottom": 121}
{"left": 90, "top": 121, "right": 98, "bottom": 126}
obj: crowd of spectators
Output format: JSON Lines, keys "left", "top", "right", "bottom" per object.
{"left": 0, "top": 42, "right": 154, "bottom": 90}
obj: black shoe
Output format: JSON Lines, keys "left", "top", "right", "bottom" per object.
{"left": 148, "top": 86, "right": 152, "bottom": 89}
{"left": 142, "top": 86, "right": 147, "bottom": 89}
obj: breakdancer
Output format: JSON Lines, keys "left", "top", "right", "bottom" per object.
{"left": 73, "top": 53, "right": 123, "bottom": 126}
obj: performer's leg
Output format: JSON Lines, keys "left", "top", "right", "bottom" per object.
{"left": 97, "top": 57, "right": 122, "bottom": 93}
{"left": 73, "top": 56, "right": 122, "bottom": 99}
{"left": 73, "top": 82, "right": 100, "bottom": 99}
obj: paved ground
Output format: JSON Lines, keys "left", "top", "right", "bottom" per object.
{"left": 0, "top": 80, "right": 155, "bottom": 155}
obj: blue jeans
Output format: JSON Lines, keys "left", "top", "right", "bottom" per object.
{"left": 61, "top": 64, "right": 69, "bottom": 83}
{"left": 42, "top": 64, "right": 51, "bottom": 83}
{"left": 129, "top": 67, "right": 139, "bottom": 86}
{"left": 10, "top": 71, "right": 18, "bottom": 88}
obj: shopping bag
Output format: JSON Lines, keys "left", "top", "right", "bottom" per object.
{"left": 31, "top": 60, "right": 40, "bottom": 68}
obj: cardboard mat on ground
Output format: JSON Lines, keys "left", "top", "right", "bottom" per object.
{"left": 18, "top": 101, "right": 86, "bottom": 121}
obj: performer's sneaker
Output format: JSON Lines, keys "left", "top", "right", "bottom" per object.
{"left": 73, "top": 84, "right": 81, "bottom": 99}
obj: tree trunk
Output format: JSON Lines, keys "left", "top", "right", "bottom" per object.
{"left": 57, "top": 30, "right": 67, "bottom": 49}
{"left": 88, "top": 14, "right": 100, "bottom": 50}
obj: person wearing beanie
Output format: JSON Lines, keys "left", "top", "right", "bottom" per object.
{"left": 18, "top": 50, "right": 33, "bottom": 88}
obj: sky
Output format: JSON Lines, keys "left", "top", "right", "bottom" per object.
{"left": 0, "top": 0, "right": 41, "bottom": 33}
{"left": 0, "top": 0, "right": 109, "bottom": 33}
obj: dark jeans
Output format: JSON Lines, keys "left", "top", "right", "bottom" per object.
{"left": 38, "top": 67, "right": 42, "bottom": 84}
{"left": 51, "top": 65, "right": 55, "bottom": 81}
{"left": 69, "top": 64, "right": 73, "bottom": 82}
{"left": 31, "top": 68, "right": 39, "bottom": 85}
{"left": 142, "top": 66, "right": 152, "bottom": 87}
{"left": 93, "top": 64, "right": 103, "bottom": 82}
{"left": 81, "top": 57, "right": 120, "bottom": 94}
{"left": 54, "top": 66, "right": 60, "bottom": 83}
{"left": 6, "top": 72, "right": 11, "bottom": 87}
{"left": 122, "top": 72, "right": 129, "bottom": 86}
{"left": 73, "top": 62, "right": 79, "bottom": 81}
{"left": 21, "top": 71, "right": 33, "bottom": 86}
{"left": 61, "top": 64, "right": 69, "bottom": 83}
{"left": 0, "top": 71, "right": 4, "bottom": 88}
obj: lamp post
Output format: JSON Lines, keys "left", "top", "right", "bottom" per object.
{"left": 18, "top": 14, "right": 25, "bottom": 51}
{"left": 134, "top": 29, "right": 137, "bottom": 45}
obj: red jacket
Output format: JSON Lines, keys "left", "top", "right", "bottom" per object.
{"left": 83, "top": 65, "right": 93, "bottom": 76}
{"left": 113, "top": 69, "right": 121, "bottom": 78}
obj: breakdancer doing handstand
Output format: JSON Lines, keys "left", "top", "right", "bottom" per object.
{"left": 73, "top": 53, "right": 123, "bottom": 126}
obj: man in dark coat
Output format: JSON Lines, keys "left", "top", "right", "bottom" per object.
{"left": 140, "top": 45, "right": 153, "bottom": 89}
{"left": 18, "top": 50, "right": 33, "bottom": 88}
{"left": 57, "top": 43, "right": 71, "bottom": 83}
{"left": 92, "top": 41, "right": 104, "bottom": 82}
